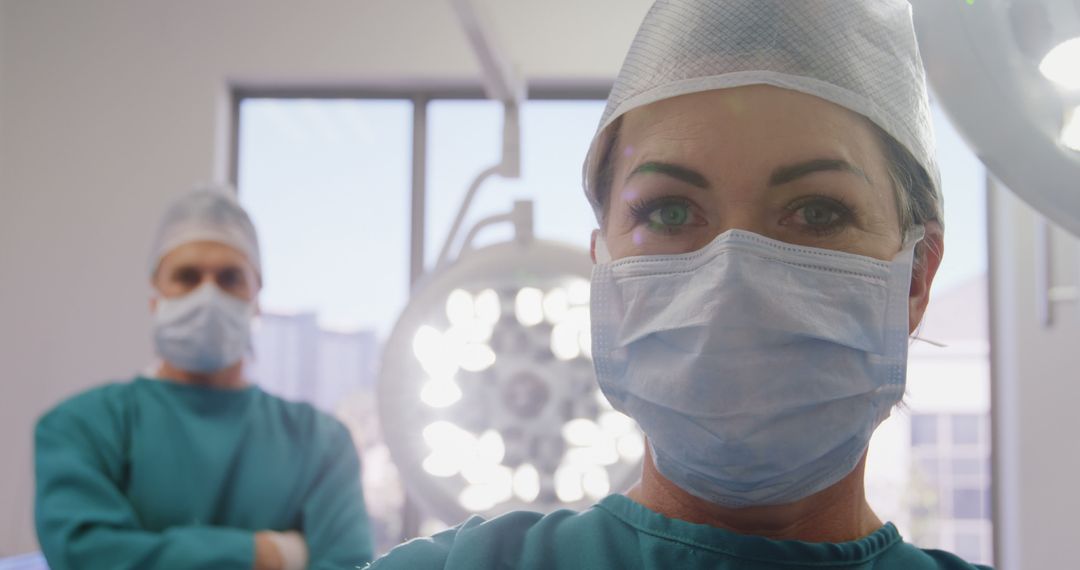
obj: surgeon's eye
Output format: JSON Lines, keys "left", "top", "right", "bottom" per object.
{"left": 217, "top": 268, "right": 244, "bottom": 290}
{"left": 628, "top": 197, "right": 702, "bottom": 234}
{"left": 173, "top": 267, "right": 202, "bottom": 287}
{"left": 781, "top": 196, "right": 855, "bottom": 236}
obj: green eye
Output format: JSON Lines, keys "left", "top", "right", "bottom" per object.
{"left": 783, "top": 196, "right": 855, "bottom": 237}
{"left": 800, "top": 203, "right": 840, "bottom": 226}
{"left": 648, "top": 203, "right": 690, "bottom": 228}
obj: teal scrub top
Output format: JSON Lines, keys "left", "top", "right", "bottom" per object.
{"left": 367, "top": 494, "right": 991, "bottom": 570}
{"left": 34, "top": 376, "right": 374, "bottom": 570}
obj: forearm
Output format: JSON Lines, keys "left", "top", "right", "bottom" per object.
{"left": 258, "top": 530, "right": 308, "bottom": 570}
{"left": 302, "top": 427, "right": 375, "bottom": 568}
{"left": 304, "top": 501, "right": 374, "bottom": 569}
{"left": 40, "top": 522, "right": 255, "bottom": 570}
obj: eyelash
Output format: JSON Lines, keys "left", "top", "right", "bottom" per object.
{"left": 176, "top": 269, "right": 201, "bottom": 284}
{"left": 783, "top": 195, "right": 858, "bottom": 236}
{"left": 626, "top": 194, "right": 858, "bottom": 236}
{"left": 626, "top": 196, "right": 695, "bottom": 233}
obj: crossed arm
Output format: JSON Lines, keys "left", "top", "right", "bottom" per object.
{"left": 34, "top": 407, "right": 371, "bottom": 570}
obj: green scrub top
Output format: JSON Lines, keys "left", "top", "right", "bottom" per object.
{"left": 366, "top": 494, "right": 992, "bottom": 570}
{"left": 34, "top": 376, "right": 374, "bottom": 570}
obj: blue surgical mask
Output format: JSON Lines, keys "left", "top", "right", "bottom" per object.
{"left": 590, "top": 228, "right": 923, "bottom": 507}
{"left": 153, "top": 283, "right": 254, "bottom": 374}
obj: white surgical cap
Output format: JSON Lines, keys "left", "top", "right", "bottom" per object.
{"left": 584, "top": 0, "right": 939, "bottom": 220}
{"left": 149, "top": 187, "right": 261, "bottom": 277}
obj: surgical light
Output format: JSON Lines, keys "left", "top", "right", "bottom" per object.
{"left": 1039, "top": 37, "right": 1080, "bottom": 89}
{"left": 1063, "top": 107, "right": 1080, "bottom": 151}
{"left": 512, "top": 464, "right": 541, "bottom": 502}
{"left": 420, "top": 379, "right": 462, "bottom": 409}
{"left": 378, "top": 201, "right": 643, "bottom": 525}
{"left": 913, "top": 0, "right": 1080, "bottom": 236}
{"left": 514, "top": 287, "right": 544, "bottom": 327}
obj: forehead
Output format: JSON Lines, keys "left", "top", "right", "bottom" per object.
{"left": 618, "top": 85, "right": 885, "bottom": 177}
{"left": 157, "top": 241, "right": 253, "bottom": 271}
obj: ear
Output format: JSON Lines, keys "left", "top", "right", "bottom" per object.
{"left": 590, "top": 229, "right": 601, "bottom": 264}
{"left": 908, "top": 221, "right": 944, "bottom": 333}
{"left": 149, "top": 278, "right": 160, "bottom": 313}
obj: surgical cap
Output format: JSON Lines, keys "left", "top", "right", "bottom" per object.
{"left": 583, "top": 0, "right": 939, "bottom": 220}
{"left": 149, "top": 187, "right": 261, "bottom": 277}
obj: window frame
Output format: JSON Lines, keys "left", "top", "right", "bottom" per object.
{"left": 228, "top": 82, "right": 611, "bottom": 287}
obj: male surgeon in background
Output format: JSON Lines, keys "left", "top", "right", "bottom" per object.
{"left": 34, "top": 188, "right": 374, "bottom": 570}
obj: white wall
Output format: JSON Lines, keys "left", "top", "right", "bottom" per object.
{"left": 989, "top": 180, "right": 1080, "bottom": 570}
{"left": 0, "top": 0, "right": 650, "bottom": 555}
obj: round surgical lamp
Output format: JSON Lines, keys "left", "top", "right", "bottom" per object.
{"left": 377, "top": 201, "right": 644, "bottom": 524}
{"left": 912, "top": 0, "right": 1080, "bottom": 236}
{"left": 378, "top": 0, "right": 643, "bottom": 525}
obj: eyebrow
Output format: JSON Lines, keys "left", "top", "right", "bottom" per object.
{"left": 626, "top": 158, "right": 871, "bottom": 190}
{"left": 170, "top": 263, "right": 244, "bottom": 275}
{"left": 170, "top": 265, "right": 200, "bottom": 276}
{"left": 626, "top": 161, "right": 710, "bottom": 189}
{"left": 769, "top": 158, "right": 871, "bottom": 187}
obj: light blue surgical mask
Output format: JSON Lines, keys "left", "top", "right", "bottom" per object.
{"left": 590, "top": 228, "right": 923, "bottom": 507}
{"left": 153, "top": 283, "right": 254, "bottom": 374}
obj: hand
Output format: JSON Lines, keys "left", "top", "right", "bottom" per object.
{"left": 255, "top": 530, "right": 309, "bottom": 570}
{"left": 253, "top": 531, "right": 285, "bottom": 570}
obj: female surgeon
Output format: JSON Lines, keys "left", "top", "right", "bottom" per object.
{"left": 34, "top": 189, "right": 374, "bottom": 570}
{"left": 366, "top": 1, "right": 991, "bottom": 569}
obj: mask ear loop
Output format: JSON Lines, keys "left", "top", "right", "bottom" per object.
{"left": 904, "top": 225, "right": 928, "bottom": 248}
{"left": 910, "top": 335, "right": 947, "bottom": 348}
{"left": 594, "top": 235, "right": 612, "bottom": 264}
{"left": 902, "top": 224, "right": 946, "bottom": 348}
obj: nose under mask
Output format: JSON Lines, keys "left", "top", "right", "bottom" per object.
{"left": 153, "top": 283, "right": 254, "bottom": 374}
{"left": 590, "top": 228, "right": 923, "bottom": 507}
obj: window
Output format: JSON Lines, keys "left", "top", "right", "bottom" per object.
{"left": 425, "top": 99, "right": 606, "bottom": 262}
{"left": 954, "top": 532, "right": 984, "bottom": 564}
{"left": 904, "top": 411, "right": 992, "bottom": 563}
{"left": 952, "top": 488, "right": 985, "bottom": 519}
{"left": 911, "top": 414, "right": 938, "bottom": 446}
{"left": 951, "top": 415, "right": 982, "bottom": 446}
{"left": 951, "top": 458, "right": 985, "bottom": 477}
{"left": 237, "top": 99, "right": 413, "bottom": 337}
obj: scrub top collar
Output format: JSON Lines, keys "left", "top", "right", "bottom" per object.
{"left": 595, "top": 494, "right": 902, "bottom": 565}
{"left": 135, "top": 375, "right": 258, "bottom": 414}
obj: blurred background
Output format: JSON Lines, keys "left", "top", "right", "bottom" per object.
{"left": 1, "top": 1, "right": 1078, "bottom": 569}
